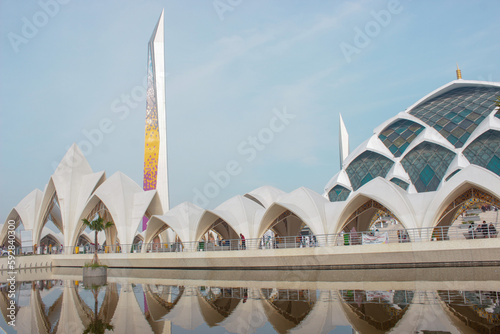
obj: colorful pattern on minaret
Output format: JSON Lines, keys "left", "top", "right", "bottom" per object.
{"left": 143, "top": 47, "right": 159, "bottom": 225}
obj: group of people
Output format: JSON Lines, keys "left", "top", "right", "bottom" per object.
{"left": 468, "top": 221, "right": 497, "bottom": 239}
{"left": 34, "top": 244, "right": 63, "bottom": 254}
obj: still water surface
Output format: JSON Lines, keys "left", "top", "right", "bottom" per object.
{"left": 1, "top": 267, "right": 499, "bottom": 333}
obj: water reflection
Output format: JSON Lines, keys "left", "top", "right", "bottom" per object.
{"left": 1, "top": 279, "right": 499, "bottom": 333}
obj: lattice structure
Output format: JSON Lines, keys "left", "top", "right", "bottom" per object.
{"left": 346, "top": 151, "right": 394, "bottom": 191}
{"left": 409, "top": 86, "right": 500, "bottom": 148}
{"left": 328, "top": 185, "right": 351, "bottom": 202}
{"left": 401, "top": 141, "right": 456, "bottom": 192}
{"left": 378, "top": 119, "right": 424, "bottom": 157}
{"left": 463, "top": 130, "right": 500, "bottom": 176}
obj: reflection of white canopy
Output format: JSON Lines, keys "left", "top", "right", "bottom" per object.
{"left": 290, "top": 291, "right": 350, "bottom": 334}
{"left": 111, "top": 283, "right": 154, "bottom": 334}
{"left": 161, "top": 286, "right": 205, "bottom": 330}
{"left": 219, "top": 288, "right": 267, "bottom": 334}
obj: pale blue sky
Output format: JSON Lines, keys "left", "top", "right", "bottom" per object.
{"left": 1, "top": 0, "right": 499, "bottom": 218}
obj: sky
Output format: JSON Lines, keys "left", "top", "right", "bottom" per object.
{"left": 1, "top": 0, "right": 499, "bottom": 219}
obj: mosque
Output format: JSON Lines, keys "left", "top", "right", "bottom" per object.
{"left": 1, "top": 12, "right": 500, "bottom": 254}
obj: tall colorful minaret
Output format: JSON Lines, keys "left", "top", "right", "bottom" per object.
{"left": 143, "top": 10, "right": 169, "bottom": 230}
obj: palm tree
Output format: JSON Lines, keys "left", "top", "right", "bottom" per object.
{"left": 82, "top": 215, "right": 113, "bottom": 265}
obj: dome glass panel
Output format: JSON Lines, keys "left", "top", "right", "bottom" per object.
{"left": 346, "top": 151, "right": 394, "bottom": 191}
{"left": 328, "top": 185, "right": 351, "bottom": 202}
{"left": 390, "top": 178, "right": 409, "bottom": 191}
{"left": 409, "top": 87, "right": 500, "bottom": 148}
{"left": 379, "top": 119, "right": 424, "bottom": 157}
{"left": 463, "top": 130, "right": 500, "bottom": 176}
{"left": 401, "top": 142, "right": 456, "bottom": 192}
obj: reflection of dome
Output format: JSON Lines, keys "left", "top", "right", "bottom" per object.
{"left": 438, "top": 290, "right": 500, "bottom": 333}
{"left": 339, "top": 290, "right": 414, "bottom": 333}
{"left": 325, "top": 80, "right": 500, "bottom": 199}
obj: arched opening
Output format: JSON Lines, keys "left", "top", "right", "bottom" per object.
{"left": 261, "top": 209, "right": 319, "bottom": 249}
{"left": 340, "top": 199, "right": 409, "bottom": 245}
{"left": 145, "top": 225, "right": 183, "bottom": 253}
{"left": 197, "top": 215, "right": 239, "bottom": 251}
{"left": 74, "top": 201, "right": 118, "bottom": 254}
{"left": 35, "top": 192, "right": 64, "bottom": 248}
{"left": 433, "top": 187, "right": 500, "bottom": 241}
{"left": 39, "top": 233, "right": 62, "bottom": 254}
{"left": 1, "top": 212, "right": 25, "bottom": 253}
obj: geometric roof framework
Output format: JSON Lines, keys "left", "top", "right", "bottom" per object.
{"left": 463, "top": 130, "right": 500, "bottom": 176}
{"left": 390, "top": 177, "right": 409, "bottom": 191}
{"left": 378, "top": 119, "right": 424, "bottom": 157}
{"left": 401, "top": 141, "right": 456, "bottom": 192}
{"left": 345, "top": 151, "right": 394, "bottom": 191}
{"left": 409, "top": 86, "right": 500, "bottom": 148}
{"left": 327, "top": 185, "right": 351, "bottom": 202}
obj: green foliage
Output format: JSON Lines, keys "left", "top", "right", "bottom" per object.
{"left": 82, "top": 216, "right": 114, "bottom": 233}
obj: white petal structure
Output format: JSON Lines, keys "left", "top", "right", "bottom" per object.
{"left": 77, "top": 172, "right": 163, "bottom": 252}
{"left": 3, "top": 78, "right": 500, "bottom": 249}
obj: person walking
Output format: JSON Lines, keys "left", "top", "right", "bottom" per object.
{"left": 240, "top": 233, "right": 246, "bottom": 250}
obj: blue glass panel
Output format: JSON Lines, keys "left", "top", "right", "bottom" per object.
{"left": 463, "top": 130, "right": 500, "bottom": 176}
{"left": 409, "top": 87, "right": 500, "bottom": 148}
{"left": 378, "top": 119, "right": 424, "bottom": 157}
{"left": 420, "top": 165, "right": 434, "bottom": 186}
{"left": 390, "top": 178, "right": 409, "bottom": 191}
{"left": 401, "top": 141, "right": 456, "bottom": 192}
{"left": 328, "top": 185, "right": 351, "bottom": 202}
{"left": 346, "top": 151, "right": 394, "bottom": 191}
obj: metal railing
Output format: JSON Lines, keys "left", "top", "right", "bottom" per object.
{"left": 3, "top": 222, "right": 498, "bottom": 256}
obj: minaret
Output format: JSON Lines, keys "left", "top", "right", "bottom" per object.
{"left": 143, "top": 10, "right": 169, "bottom": 230}
{"left": 456, "top": 63, "right": 462, "bottom": 80}
{"left": 339, "top": 113, "right": 350, "bottom": 169}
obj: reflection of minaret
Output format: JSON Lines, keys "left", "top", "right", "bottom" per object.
{"left": 143, "top": 10, "right": 169, "bottom": 230}
{"left": 339, "top": 113, "right": 350, "bottom": 169}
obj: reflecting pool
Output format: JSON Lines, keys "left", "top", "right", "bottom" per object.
{"left": 1, "top": 267, "right": 499, "bottom": 333}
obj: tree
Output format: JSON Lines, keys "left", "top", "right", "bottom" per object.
{"left": 496, "top": 96, "right": 500, "bottom": 109}
{"left": 81, "top": 215, "right": 113, "bottom": 265}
